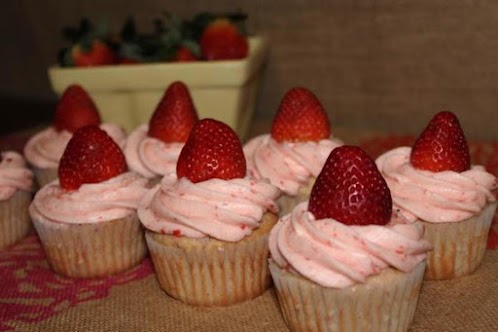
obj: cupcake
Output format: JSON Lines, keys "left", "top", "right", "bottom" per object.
{"left": 0, "top": 151, "right": 34, "bottom": 250}
{"left": 24, "top": 84, "right": 126, "bottom": 188}
{"left": 376, "top": 111, "right": 497, "bottom": 280}
{"left": 139, "top": 119, "right": 281, "bottom": 306}
{"left": 124, "top": 81, "right": 198, "bottom": 182}
{"left": 29, "top": 125, "right": 148, "bottom": 278}
{"left": 244, "top": 87, "right": 342, "bottom": 216}
{"left": 269, "top": 146, "right": 431, "bottom": 332}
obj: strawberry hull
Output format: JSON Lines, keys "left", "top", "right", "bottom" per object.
{"left": 48, "top": 37, "right": 269, "bottom": 139}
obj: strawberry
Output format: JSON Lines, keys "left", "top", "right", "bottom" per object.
{"left": 271, "top": 87, "right": 331, "bottom": 143}
{"left": 200, "top": 18, "right": 248, "bottom": 60}
{"left": 71, "top": 39, "right": 116, "bottom": 67}
{"left": 410, "top": 111, "right": 470, "bottom": 172}
{"left": 58, "top": 125, "right": 127, "bottom": 190}
{"left": 308, "top": 145, "right": 392, "bottom": 225}
{"left": 173, "top": 46, "right": 198, "bottom": 62}
{"left": 176, "top": 118, "right": 246, "bottom": 183}
{"left": 148, "top": 81, "right": 199, "bottom": 143}
{"left": 53, "top": 84, "right": 101, "bottom": 133}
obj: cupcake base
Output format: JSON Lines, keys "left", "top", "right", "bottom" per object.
{"left": 269, "top": 259, "right": 426, "bottom": 332}
{"left": 0, "top": 190, "right": 32, "bottom": 250}
{"left": 278, "top": 177, "right": 315, "bottom": 217}
{"left": 32, "top": 213, "right": 147, "bottom": 278}
{"left": 145, "top": 212, "right": 278, "bottom": 306}
{"left": 418, "top": 202, "right": 497, "bottom": 280}
{"left": 32, "top": 167, "right": 58, "bottom": 189}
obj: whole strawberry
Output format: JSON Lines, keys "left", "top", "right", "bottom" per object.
{"left": 71, "top": 39, "right": 116, "bottom": 67}
{"left": 59, "top": 125, "right": 127, "bottom": 190}
{"left": 53, "top": 84, "right": 101, "bottom": 133}
{"left": 200, "top": 18, "right": 248, "bottom": 60}
{"left": 176, "top": 118, "right": 246, "bottom": 183}
{"left": 271, "top": 87, "right": 331, "bottom": 143}
{"left": 308, "top": 146, "right": 392, "bottom": 225}
{"left": 148, "top": 81, "right": 199, "bottom": 143}
{"left": 410, "top": 111, "right": 470, "bottom": 172}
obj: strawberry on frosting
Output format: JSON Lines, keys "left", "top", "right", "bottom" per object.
{"left": 244, "top": 87, "right": 342, "bottom": 196}
{"left": 376, "top": 111, "right": 497, "bottom": 223}
{"left": 30, "top": 125, "right": 148, "bottom": 224}
{"left": 124, "top": 81, "right": 198, "bottom": 178}
{"left": 139, "top": 119, "right": 280, "bottom": 242}
{"left": 269, "top": 146, "right": 431, "bottom": 288}
{"left": 24, "top": 84, "right": 125, "bottom": 170}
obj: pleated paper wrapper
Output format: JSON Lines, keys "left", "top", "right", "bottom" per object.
{"left": 32, "top": 167, "right": 58, "bottom": 189}
{"left": 418, "top": 202, "right": 497, "bottom": 280}
{"left": 145, "top": 212, "right": 278, "bottom": 306}
{"left": 269, "top": 259, "right": 426, "bottom": 332}
{"left": 32, "top": 212, "right": 147, "bottom": 278}
{"left": 0, "top": 190, "right": 32, "bottom": 250}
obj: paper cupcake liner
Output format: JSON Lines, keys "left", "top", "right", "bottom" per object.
{"left": 32, "top": 213, "right": 147, "bottom": 278}
{"left": 0, "top": 190, "right": 32, "bottom": 250}
{"left": 145, "top": 212, "right": 278, "bottom": 306}
{"left": 32, "top": 167, "right": 58, "bottom": 189}
{"left": 278, "top": 177, "right": 315, "bottom": 216}
{"left": 419, "top": 202, "right": 497, "bottom": 280}
{"left": 269, "top": 259, "right": 426, "bottom": 332}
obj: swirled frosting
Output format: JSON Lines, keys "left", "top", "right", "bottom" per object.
{"left": 269, "top": 202, "right": 430, "bottom": 288}
{"left": 24, "top": 123, "right": 126, "bottom": 169}
{"left": 29, "top": 172, "right": 148, "bottom": 224}
{"left": 138, "top": 173, "right": 281, "bottom": 242}
{"left": 376, "top": 147, "right": 497, "bottom": 223}
{"left": 0, "top": 151, "right": 33, "bottom": 200}
{"left": 124, "top": 124, "right": 184, "bottom": 178}
{"left": 243, "top": 134, "right": 343, "bottom": 196}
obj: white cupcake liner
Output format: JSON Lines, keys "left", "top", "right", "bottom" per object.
{"left": 0, "top": 190, "right": 32, "bottom": 250}
{"left": 32, "top": 213, "right": 147, "bottom": 278}
{"left": 269, "top": 259, "right": 426, "bottom": 332}
{"left": 145, "top": 212, "right": 277, "bottom": 306}
{"left": 419, "top": 202, "right": 497, "bottom": 280}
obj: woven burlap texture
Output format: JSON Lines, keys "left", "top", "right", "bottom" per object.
{"left": 10, "top": 250, "right": 498, "bottom": 332}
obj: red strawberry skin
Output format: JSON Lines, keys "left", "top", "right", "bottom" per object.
{"left": 200, "top": 19, "right": 248, "bottom": 60}
{"left": 176, "top": 118, "right": 246, "bottom": 183}
{"left": 58, "top": 125, "right": 127, "bottom": 190}
{"left": 174, "top": 47, "right": 198, "bottom": 62}
{"left": 72, "top": 40, "right": 116, "bottom": 67}
{"left": 308, "top": 146, "right": 392, "bottom": 225}
{"left": 410, "top": 111, "right": 470, "bottom": 172}
{"left": 271, "top": 87, "right": 331, "bottom": 143}
{"left": 53, "top": 84, "right": 101, "bottom": 133}
{"left": 148, "top": 81, "right": 199, "bottom": 143}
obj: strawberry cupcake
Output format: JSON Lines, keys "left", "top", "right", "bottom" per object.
{"left": 376, "top": 111, "right": 497, "bottom": 280}
{"left": 139, "top": 119, "right": 281, "bottom": 306}
{"left": 124, "top": 81, "right": 198, "bottom": 182}
{"left": 244, "top": 87, "right": 342, "bottom": 216}
{"left": 30, "top": 125, "right": 148, "bottom": 278}
{"left": 0, "top": 151, "right": 34, "bottom": 250}
{"left": 24, "top": 84, "right": 126, "bottom": 188}
{"left": 269, "top": 146, "right": 431, "bottom": 332}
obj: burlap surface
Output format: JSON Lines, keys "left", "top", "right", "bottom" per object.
{"left": 3, "top": 249, "right": 498, "bottom": 332}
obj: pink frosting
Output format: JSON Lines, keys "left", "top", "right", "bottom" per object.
{"left": 243, "top": 134, "right": 343, "bottom": 196}
{"left": 23, "top": 124, "right": 127, "bottom": 169}
{"left": 269, "top": 202, "right": 431, "bottom": 288}
{"left": 138, "top": 173, "right": 281, "bottom": 242}
{"left": 376, "top": 147, "right": 498, "bottom": 223}
{"left": 29, "top": 172, "right": 148, "bottom": 224}
{"left": 123, "top": 124, "right": 184, "bottom": 178}
{"left": 0, "top": 151, "right": 33, "bottom": 200}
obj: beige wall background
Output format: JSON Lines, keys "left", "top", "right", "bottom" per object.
{"left": 2, "top": 0, "right": 498, "bottom": 140}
